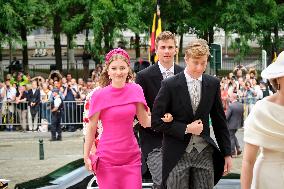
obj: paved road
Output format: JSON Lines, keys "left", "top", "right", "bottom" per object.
{"left": 0, "top": 129, "right": 244, "bottom": 188}
{"left": 0, "top": 131, "right": 84, "bottom": 188}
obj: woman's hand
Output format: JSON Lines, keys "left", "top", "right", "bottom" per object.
{"left": 161, "top": 113, "right": 173, "bottom": 122}
{"left": 84, "top": 156, "right": 92, "bottom": 171}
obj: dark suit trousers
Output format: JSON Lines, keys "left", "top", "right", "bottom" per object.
{"left": 166, "top": 145, "right": 214, "bottom": 189}
{"left": 229, "top": 129, "right": 240, "bottom": 153}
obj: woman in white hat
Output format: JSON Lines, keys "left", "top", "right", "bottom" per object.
{"left": 241, "top": 51, "right": 284, "bottom": 189}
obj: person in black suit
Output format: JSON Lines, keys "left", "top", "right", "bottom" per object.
{"left": 135, "top": 31, "right": 184, "bottom": 188}
{"left": 151, "top": 39, "right": 232, "bottom": 189}
{"left": 226, "top": 93, "right": 244, "bottom": 156}
{"left": 27, "top": 80, "right": 41, "bottom": 131}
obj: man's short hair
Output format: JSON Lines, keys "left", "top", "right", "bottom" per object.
{"left": 155, "top": 31, "right": 177, "bottom": 48}
{"left": 185, "top": 39, "right": 210, "bottom": 58}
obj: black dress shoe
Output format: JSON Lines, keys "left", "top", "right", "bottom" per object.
{"left": 56, "top": 137, "right": 62, "bottom": 141}
{"left": 237, "top": 149, "right": 242, "bottom": 155}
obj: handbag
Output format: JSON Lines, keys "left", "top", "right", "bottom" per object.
{"left": 89, "top": 153, "right": 99, "bottom": 174}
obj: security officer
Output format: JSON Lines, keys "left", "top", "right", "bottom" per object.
{"left": 50, "top": 88, "right": 63, "bottom": 141}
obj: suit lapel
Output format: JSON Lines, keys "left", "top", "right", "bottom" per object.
{"left": 195, "top": 75, "right": 210, "bottom": 118}
{"left": 149, "top": 63, "right": 163, "bottom": 89}
{"left": 177, "top": 72, "right": 194, "bottom": 117}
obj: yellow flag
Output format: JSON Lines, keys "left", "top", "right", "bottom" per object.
{"left": 272, "top": 52, "right": 277, "bottom": 63}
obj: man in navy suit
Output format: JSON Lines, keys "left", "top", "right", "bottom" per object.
{"left": 135, "top": 31, "right": 183, "bottom": 188}
{"left": 151, "top": 39, "right": 232, "bottom": 189}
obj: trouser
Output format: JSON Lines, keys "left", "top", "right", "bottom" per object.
{"left": 51, "top": 112, "right": 62, "bottom": 139}
{"left": 229, "top": 129, "right": 240, "bottom": 153}
{"left": 166, "top": 145, "right": 214, "bottom": 189}
{"left": 28, "top": 108, "right": 38, "bottom": 131}
{"left": 17, "top": 109, "right": 28, "bottom": 131}
{"left": 147, "top": 147, "right": 163, "bottom": 186}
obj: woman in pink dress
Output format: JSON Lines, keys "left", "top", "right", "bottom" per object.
{"left": 83, "top": 48, "right": 172, "bottom": 189}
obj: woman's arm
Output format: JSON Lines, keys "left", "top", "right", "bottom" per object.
{"left": 136, "top": 102, "right": 151, "bottom": 128}
{"left": 83, "top": 112, "right": 100, "bottom": 171}
{"left": 241, "top": 142, "right": 259, "bottom": 189}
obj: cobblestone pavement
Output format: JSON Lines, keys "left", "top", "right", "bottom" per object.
{"left": 211, "top": 128, "right": 244, "bottom": 174}
{"left": 0, "top": 129, "right": 244, "bottom": 188}
{"left": 0, "top": 131, "right": 84, "bottom": 188}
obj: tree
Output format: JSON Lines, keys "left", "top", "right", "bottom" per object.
{"left": 61, "top": 0, "right": 92, "bottom": 72}
{"left": 2, "top": 0, "right": 48, "bottom": 73}
{"left": 221, "top": 0, "right": 284, "bottom": 63}
{"left": 124, "top": 0, "right": 156, "bottom": 58}
{"left": 0, "top": 1, "right": 22, "bottom": 70}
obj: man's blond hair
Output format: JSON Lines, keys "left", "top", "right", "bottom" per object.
{"left": 155, "top": 31, "right": 177, "bottom": 48}
{"left": 185, "top": 39, "right": 210, "bottom": 58}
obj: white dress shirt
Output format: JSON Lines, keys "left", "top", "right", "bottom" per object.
{"left": 158, "top": 62, "right": 174, "bottom": 79}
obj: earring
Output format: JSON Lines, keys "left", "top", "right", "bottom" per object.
{"left": 277, "top": 83, "right": 280, "bottom": 90}
{"left": 108, "top": 76, "right": 111, "bottom": 80}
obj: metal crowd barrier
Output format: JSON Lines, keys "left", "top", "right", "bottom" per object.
{"left": 0, "top": 101, "right": 84, "bottom": 131}
{"left": 0, "top": 96, "right": 263, "bottom": 131}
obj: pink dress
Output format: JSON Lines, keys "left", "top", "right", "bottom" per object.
{"left": 88, "top": 83, "right": 147, "bottom": 189}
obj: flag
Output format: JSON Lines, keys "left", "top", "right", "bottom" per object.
{"left": 150, "top": 4, "right": 162, "bottom": 63}
{"left": 272, "top": 52, "right": 277, "bottom": 63}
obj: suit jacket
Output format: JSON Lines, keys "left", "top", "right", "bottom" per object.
{"left": 135, "top": 63, "right": 184, "bottom": 157}
{"left": 226, "top": 101, "right": 244, "bottom": 130}
{"left": 151, "top": 72, "right": 231, "bottom": 188}
{"left": 27, "top": 88, "right": 41, "bottom": 113}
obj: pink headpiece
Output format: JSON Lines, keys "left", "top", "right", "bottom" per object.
{"left": 105, "top": 48, "right": 130, "bottom": 65}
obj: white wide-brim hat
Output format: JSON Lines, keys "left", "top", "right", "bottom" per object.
{"left": 261, "top": 51, "right": 284, "bottom": 79}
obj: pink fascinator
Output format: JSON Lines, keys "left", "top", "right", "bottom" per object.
{"left": 105, "top": 48, "right": 130, "bottom": 65}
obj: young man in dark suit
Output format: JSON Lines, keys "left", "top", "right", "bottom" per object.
{"left": 151, "top": 39, "right": 232, "bottom": 189}
{"left": 135, "top": 31, "right": 184, "bottom": 188}
{"left": 27, "top": 80, "right": 41, "bottom": 131}
{"left": 226, "top": 93, "right": 244, "bottom": 156}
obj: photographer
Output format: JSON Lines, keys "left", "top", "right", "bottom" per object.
{"left": 243, "top": 81, "right": 257, "bottom": 118}
{"left": 63, "top": 81, "right": 78, "bottom": 132}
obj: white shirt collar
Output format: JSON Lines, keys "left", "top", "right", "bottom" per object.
{"left": 184, "top": 70, "right": 202, "bottom": 82}
{"left": 158, "top": 61, "right": 174, "bottom": 74}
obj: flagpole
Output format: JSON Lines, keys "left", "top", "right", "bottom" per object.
{"left": 176, "top": 35, "right": 179, "bottom": 64}
{"left": 176, "top": 49, "right": 179, "bottom": 64}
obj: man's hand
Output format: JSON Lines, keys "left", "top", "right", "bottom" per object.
{"left": 186, "top": 119, "right": 203, "bottom": 135}
{"left": 223, "top": 156, "right": 233, "bottom": 176}
{"left": 161, "top": 113, "right": 173, "bottom": 122}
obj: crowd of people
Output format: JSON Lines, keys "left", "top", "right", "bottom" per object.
{"left": 0, "top": 65, "right": 104, "bottom": 134}
{"left": 220, "top": 66, "right": 273, "bottom": 117}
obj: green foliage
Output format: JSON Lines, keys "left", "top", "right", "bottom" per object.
{"left": 220, "top": 0, "right": 284, "bottom": 61}
{"left": 221, "top": 0, "right": 277, "bottom": 34}
{"left": 187, "top": 1, "right": 223, "bottom": 36}
{"left": 229, "top": 35, "right": 251, "bottom": 64}
{"left": 0, "top": 2, "right": 19, "bottom": 42}
{"left": 2, "top": 0, "right": 284, "bottom": 67}
{"left": 124, "top": 0, "right": 155, "bottom": 33}
{"left": 160, "top": 0, "right": 191, "bottom": 33}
